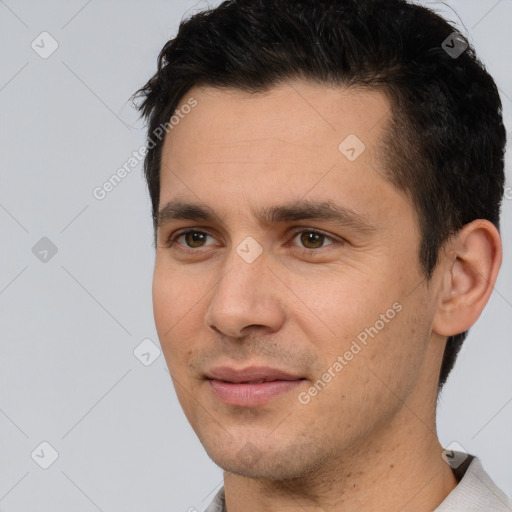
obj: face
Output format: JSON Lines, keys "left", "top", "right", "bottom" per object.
{"left": 153, "top": 81, "right": 442, "bottom": 479}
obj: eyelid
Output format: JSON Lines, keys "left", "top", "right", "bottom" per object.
{"left": 165, "top": 228, "right": 217, "bottom": 248}
{"left": 287, "top": 228, "right": 340, "bottom": 251}
{"left": 166, "top": 226, "right": 342, "bottom": 250}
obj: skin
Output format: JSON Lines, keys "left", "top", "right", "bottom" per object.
{"left": 152, "top": 80, "right": 502, "bottom": 511}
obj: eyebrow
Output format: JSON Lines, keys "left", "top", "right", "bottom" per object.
{"left": 157, "top": 199, "right": 378, "bottom": 234}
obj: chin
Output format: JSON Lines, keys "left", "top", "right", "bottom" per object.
{"left": 204, "top": 441, "right": 326, "bottom": 480}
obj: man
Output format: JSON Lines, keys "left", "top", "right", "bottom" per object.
{"left": 133, "top": 0, "right": 511, "bottom": 510}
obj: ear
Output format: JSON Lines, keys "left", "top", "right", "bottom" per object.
{"left": 432, "top": 219, "right": 502, "bottom": 337}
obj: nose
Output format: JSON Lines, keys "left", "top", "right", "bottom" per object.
{"left": 204, "top": 246, "right": 286, "bottom": 339}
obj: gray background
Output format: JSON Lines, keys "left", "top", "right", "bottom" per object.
{"left": 0, "top": 0, "right": 511, "bottom": 510}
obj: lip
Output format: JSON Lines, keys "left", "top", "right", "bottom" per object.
{"left": 207, "top": 366, "right": 303, "bottom": 383}
{"left": 206, "top": 366, "right": 305, "bottom": 407}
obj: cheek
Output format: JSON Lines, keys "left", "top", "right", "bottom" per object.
{"left": 295, "top": 271, "right": 393, "bottom": 341}
{"left": 356, "top": 290, "right": 432, "bottom": 400}
{"left": 305, "top": 300, "right": 428, "bottom": 438}
{"left": 152, "top": 267, "right": 200, "bottom": 363}
{"left": 152, "top": 261, "right": 202, "bottom": 323}
{"left": 152, "top": 270, "right": 174, "bottom": 336}
{"left": 301, "top": 268, "right": 423, "bottom": 383}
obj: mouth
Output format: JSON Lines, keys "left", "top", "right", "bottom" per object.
{"left": 205, "top": 366, "right": 306, "bottom": 407}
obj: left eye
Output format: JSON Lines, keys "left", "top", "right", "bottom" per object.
{"left": 290, "top": 230, "right": 336, "bottom": 250}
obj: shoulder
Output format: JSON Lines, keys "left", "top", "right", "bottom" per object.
{"left": 435, "top": 452, "right": 512, "bottom": 512}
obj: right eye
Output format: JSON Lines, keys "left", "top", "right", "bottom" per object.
{"left": 167, "top": 229, "right": 216, "bottom": 249}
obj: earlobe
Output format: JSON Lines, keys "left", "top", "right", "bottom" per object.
{"left": 432, "top": 219, "right": 502, "bottom": 337}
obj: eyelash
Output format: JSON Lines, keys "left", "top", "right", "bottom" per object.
{"left": 165, "top": 228, "right": 341, "bottom": 253}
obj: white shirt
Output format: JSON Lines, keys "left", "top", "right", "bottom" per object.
{"left": 204, "top": 452, "right": 512, "bottom": 511}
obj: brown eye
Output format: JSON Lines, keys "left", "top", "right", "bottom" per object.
{"left": 169, "top": 230, "right": 214, "bottom": 249}
{"left": 300, "top": 231, "right": 325, "bottom": 249}
{"left": 183, "top": 231, "right": 208, "bottom": 248}
{"left": 292, "top": 230, "right": 336, "bottom": 250}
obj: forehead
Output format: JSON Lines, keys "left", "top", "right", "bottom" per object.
{"left": 158, "top": 80, "right": 410, "bottom": 230}
{"left": 165, "top": 81, "right": 391, "bottom": 159}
